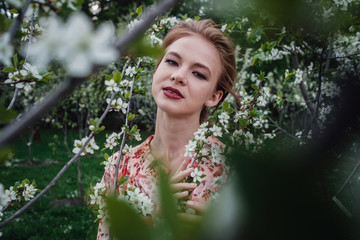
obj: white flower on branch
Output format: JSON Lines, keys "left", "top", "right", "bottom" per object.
{"left": 4, "top": 186, "right": 16, "bottom": 204}
{"left": 106, "top": 98, "right": 128, "bottom": 114}
{"left": 105, "top": 79, "right": 120, "bottom": 92}
{"left": 105, "top": 132, "right": 120, "bottom": 150}
{"left": 211, "top": 145, "right": 224, "bottom": 164}
{"left": 219, "top": 112, "right": 230, "bottom": 125}
{"left": 22, "top": 183, "right": 37, "bottom": 201}
{"left": 72, "top": 137, "right": 99, "bottom": 156}
{"left": 0, "top": 33, "right": 13, "bottom": 66}
{"left": 125, "top": 66, "right": 137, "bottom": 77}
{"left": 322, "top": 81, "right": 340, "bottom": 98}
{"left": 190, "top": 168, "right": 204, "bottom": 183}
{"left": 294, "top": 69, "right": 303, "bottom": 84}
{"left": 184, "top": 140, "right": 197, "bottom": 158}
{"left": 27, "top": 12, "right": 118, "bottom": 77}
{"left": 210, "top": 125, "right": 223, "bottom": 137}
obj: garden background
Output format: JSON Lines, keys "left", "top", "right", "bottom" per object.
{"left": 0, "top": 0, "right": 360, "bottom": 239}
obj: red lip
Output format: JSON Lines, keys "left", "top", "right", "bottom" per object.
{"left": 163, "top": 86, "right": 184, "bottom": 99}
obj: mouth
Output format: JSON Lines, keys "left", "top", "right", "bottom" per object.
{"left": 163, "top": 86, "right": 184, "bottom": 99}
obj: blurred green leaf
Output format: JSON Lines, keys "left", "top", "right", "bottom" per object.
{"left": 9, "top": 9, "right": 18, "bottom": 14}
{"left": 158, "top": 167, "right": 179, "bottom": 234}
{"left": 0, "top": 107, "right": 17, "bottom": 124}
{"left": 128, "top": 35, "right": 164, "bottom": 58}
{"left": 2, "top": 66, "right": 16, "bottom": 73}
{"left": 136, "top": 5, "right": 143, "bottom": 15}
{"left": 13, "top": 54, "right": 18, "bottom": 69}
{"left": 113, "top": 72, "right": 122, "bottom": 83}
{"left": 107, "top": 197, "right": 151, "bottom": 240}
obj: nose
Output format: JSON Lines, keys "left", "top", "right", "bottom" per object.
{"left": 171, "top": 67, "right": 187, "bottom": 85}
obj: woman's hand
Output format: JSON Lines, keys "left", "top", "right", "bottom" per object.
{"left": 170, "top": 167, "right": 197, "bottom": 198}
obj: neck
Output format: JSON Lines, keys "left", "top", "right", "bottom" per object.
{"left": 150, "top": 108, "right": 200, "bottom": 173}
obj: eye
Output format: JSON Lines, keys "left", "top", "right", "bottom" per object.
{"left": 165, "top": 59, "right": 178, "bottom": 66}
{"left": 193, "top": 71, "right": 207, "bottom": 80}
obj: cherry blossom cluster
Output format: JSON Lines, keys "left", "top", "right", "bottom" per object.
{"left": 0, "top": 180, "right": 39, "bottom": 222}
{"left": 72, "top": 137, "right": 99, "bottom": 156}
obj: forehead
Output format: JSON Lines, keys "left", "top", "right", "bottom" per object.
{"left": 165, "top": 34, "right": 221, "bottom": 78}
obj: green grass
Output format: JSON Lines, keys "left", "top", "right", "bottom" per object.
{"left": 0, "top": 128, "right": 152, "bottom": 239}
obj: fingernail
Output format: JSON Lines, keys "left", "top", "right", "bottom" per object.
{"left": 191, "top": 183, "right": 197, "bottom": 188}
{"left": 187, "top": 201, "right": 193, "bottom": 206}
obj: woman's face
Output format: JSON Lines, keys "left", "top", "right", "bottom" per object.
{"left": 152, "top": 34, "right": 223, "bottom": 120}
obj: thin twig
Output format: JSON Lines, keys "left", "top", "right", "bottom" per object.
{"left": 267, "top": 116, "right": 300, "bottom": 142}
{"left": 291, "top": 51, "right": 315, "bottom": 117}
{"left": 334, "top": 157, "right": 360, "bottom": 197}
{"left": 113, "top": 59, "right": 141, "bottom": 194}
{"left": 7, "top": 88, "right": 19, "bottom": 110}
{"left": 8, "top": 0, "right": 32, "bottom": 42}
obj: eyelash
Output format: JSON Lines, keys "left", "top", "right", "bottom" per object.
{"left": 165, "top": 58, "right": 207, "bottom": 80}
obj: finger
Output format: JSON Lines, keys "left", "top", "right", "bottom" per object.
{"left": 172, "top": 182, "right": 197, "bottom": 192}
{"left": 186, "top": 200, "right": 207, "bottom": 213}
{"left": 171, "top": 168, "right": 194, "bottom": 183}
{"left": 173, "top": 191, "right": 189, "bottom": 199}
{"left": 175, "top": 159, "right": 189, "bottom": 175}
{"left": 178, "top": 213, "right": 202, "bottom": 223}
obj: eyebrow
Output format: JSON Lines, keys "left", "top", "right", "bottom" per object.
{"left": 166, "top": 51, "right": 211, "bottom": 76}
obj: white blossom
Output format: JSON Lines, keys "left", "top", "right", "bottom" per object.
{"left": 190, "top": 168, "right": 204, "bottom": 183}
{"left": 211, "top": 145, "right": 224, "bottom": 164}
{"left": 72, "top": 137, "right": 99, "bottom": 156}
{"left": 106, "top": 98, "right": 128, "bottom": 113}
{"left": 218, "top": 112, "right": 230, "bottom": 125}
{"left": 294, "top": 69, "right": 303, "bottom": 84}
{"left": 322, "top": 81, "right": 340, "bottom": 98}
{"left": 105, "top": 79, "right": 119, "bottom": 92}
{"left": 210, "top": 125, "right": 222, "bottom": 137}
{"left": 22, "top": 183, "right": 37, "bottom": 201}
{"left": 125, "top": 66, "right": 137, "bottom": 77}
{"left": 184, "top": 140, "right": 197, "bottom": 157}
{"left": 27, "top": 12, "right": 117, "bottom": 77}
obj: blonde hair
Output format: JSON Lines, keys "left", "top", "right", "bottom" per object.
{"left": 156, "top": 19, "right": 240, "bottom": 123}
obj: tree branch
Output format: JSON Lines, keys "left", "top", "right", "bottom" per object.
{"left": 113, "top": 59, "right": 141, "bottom": 194}
{"left": 291, "top": 51, "right": 315, "bottom": 116}
{"left": 8, "top": 0, "right": 32, "bottom": 43}
{"left": 7, "top": 88, "right": 19, "bottom": 110}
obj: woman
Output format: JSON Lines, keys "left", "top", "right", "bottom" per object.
{"left": 97, "top": 19, "right": 239, "bottom": 239}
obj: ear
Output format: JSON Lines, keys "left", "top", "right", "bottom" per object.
{"left": 205, "top": 90, "right": 223, "bottom": 108}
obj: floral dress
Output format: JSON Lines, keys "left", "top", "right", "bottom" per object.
{"left": 97, "top": 135, "right": 228, "bottom": 240}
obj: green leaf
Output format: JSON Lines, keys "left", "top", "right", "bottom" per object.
{"left": 0, "top": 107, "right": 17, "bottom": 124}
{"left": 226, "top": 107, "right": 234, "bottom": 115}
{"left": 158, "top": 167, "right": 180, "bottom": 234}
{"left": 251, "top": 84, "right": 258, "bottom": 90}
{"left": 105, "top": 74, "right": 112, "bottom": 81}
{"left": 107, "top": 197, "right": 151, "bottom": 240}
{"left": 118, "top": 175, "right": 129, "bottom": 185}
{"left": 128, "top": 35, "right": 164, "bottom": 58}
{"left": 136, "top": 5, "right": 143, "bottom": 15}
{"left": 104, "top": 153, "right": 109, "bottom": 160}
{"left": 2, "top": 66, "right": 16, "bottom": 73}
{"left": 222, "top": 101, "right": 230, "bottom": 112}
{"left": 9, "top": 9, "right": 18, "bottom": 14}
{"left": 95, "top": 126, "right": 105, "bottom": 133}
{"left": 13, "top": 54, "right": 18, "bottom": 69}
{"left": 113, "top": 72, "right": 122, "bottom": 83}
{"left": 277, "top": 89, "right": 282, "bottom": 98}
